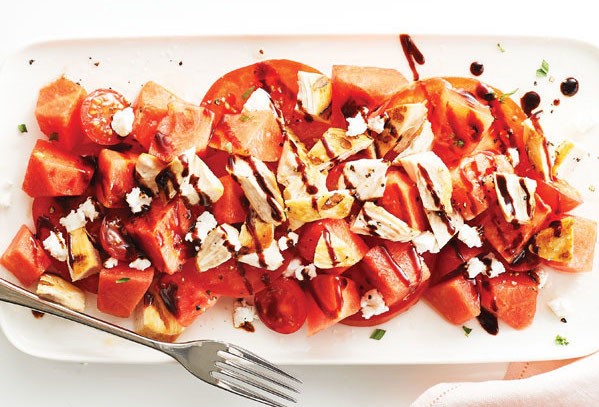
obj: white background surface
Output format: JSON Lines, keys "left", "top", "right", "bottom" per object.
{"left": 0, "top": 1, "right": 596, "bottom": 406}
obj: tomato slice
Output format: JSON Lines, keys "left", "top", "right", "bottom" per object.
{"left": 254, "top": 277, "right": 307, "bottom": 334}
{"left": 80, "top": 89, "right": 129, "bottom": 145}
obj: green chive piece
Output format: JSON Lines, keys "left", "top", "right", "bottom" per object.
{"left": 499, "top": 88, "right": 519, "bottom": 103}
{"left": 462, "top": 326, "right": 473, "bottom": 336}
{"left": 370, "top": 328, "right": 386, "bottom": 340}
{"left": 497, "top": 43, "right": 506, "bottom": 53}
{"left": 453, "top": 139, "right": 465, "bottom": 148}
{"left": 536, "top": 59, "right": 549, "bottom": 77}
{"left": 241, "top": 86, "right": 256, "bottom": 100}
{"left": 116, "top": 277, "right": 130, "bottom": 284}
{"left": 240, "top": 114, "right": 251, "bottom": 122}
{"left": 555, "top": 335, "right": 569, "bottom": 346}
{"left": 17, "top": 123, "right": 28, "bottom": 133}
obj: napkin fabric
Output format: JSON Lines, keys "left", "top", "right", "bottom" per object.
{"left": 411, "top": 352, "right": 599, "bottom": 406}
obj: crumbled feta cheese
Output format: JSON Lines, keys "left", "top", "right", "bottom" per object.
{"left": 126, "top": 187, "right": 153, "bottom": 214}
{"left": 282, "top": 258, "right": 316, "bottom": 281}
{"left": 465, "top": 254, "right": 506, "bottom": 279}
{"left": 346, "top": 111, "right": 368, "bottom": 137}
{"left": 79, "top": 198, "right": 99, "bottom": 222}
{"left": 465, "top": 256, "right": 486, "bottom": 279}
{"left": 186, "top": 211, "right": 218, "bottom": 243}
{"left": 547, "top": 297, "right": 571, "bottom": 320}
{"left": 129, "top": 258, "right": 152, "bottom": 271}
{"left": 537, "top": 268, "right": 549, "bottom": 289}
{"left": 458, "top": 224, "right": 483, "bottom": 248}
{"left": 233, "top": 299, "right": 256, "bottom": 328}
{"left": 412, "top": 231, "right": 440, "bottom": 254}
{"left": 42, "top": 231, "right": 68, "bottom": 262}
{"left": 238, "top": 241, "right": 284, "bottom": 271}
{"left": 0, "top": 180, "right": 13, "bottom": 208}
{"left": 111, "top": 107, "right": 135, "bottom": 138}
{"left": 243, "top": 88, "right": 273, "bottom": 112}
{"left": 483, "top": 253, "right": 506, "bottom": 278}
{"left": 277, "top": 232, "right": 299, "bottom": 251}
{"left": 367, "top": 115, "right": 386, "bottom": 134}
{"left": 59, "top": 209, "right": 87, "bottom": 232}
{"left": 360, "top": 289, "right": 389, "bottom": 320}
{"left": 104, "top": 257, "right": 119, "bottom": 269}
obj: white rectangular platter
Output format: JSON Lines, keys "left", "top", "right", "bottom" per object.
{"left": 0, "top": 34, "right": 598, "bottom": 364}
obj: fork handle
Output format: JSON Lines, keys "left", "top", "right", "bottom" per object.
{"left": 0, "top": 277, "right": 167, "bottom": 354}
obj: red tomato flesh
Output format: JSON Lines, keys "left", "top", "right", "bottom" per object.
{"left": 255, "top": 277, "right": 307, "bottom": 334}
{"left": 80, "top": 89, "right": 129, "bottom": 145}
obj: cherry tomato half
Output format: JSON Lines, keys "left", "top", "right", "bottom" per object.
{"left": 254, "top": 277, "right": 307, "bottom": 334}
{"left": 80, "top": 89, "right": 129, "bottom": 145}
{"left": 99, "top": 214, "right": 138, "bottom": 261}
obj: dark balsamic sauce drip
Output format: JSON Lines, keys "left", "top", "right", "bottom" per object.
{"left": 519, "top": 178, "right": 533, "bottom": 218}
{"left": 239, "top": 321, "right": 256, "bottom": 332}
{"left": 31, "top": 310, "right": 44, "bottom": 319}
{"left": 143, "top": 292, "right": 154, "bottom": 307}
{"left": 321, "top": 137, "right": 336, "bottom": 159}
{"left": 245, "top": 214, "right": 267, "bottom": 269}
{"left": 495, "top": 174, "right": 515, "bottom": 217}
{"left": 417, "top": 163, "right": 441, "bottom": 208}
{"left": 379, "top": 246, "right": 411, "bottom": 286}
{"left": 159, "top": 282, "right": 179, "bottom": 316}
{"left": 477, "top": 307, "right": 499, "bottom": 335}
{"left": 361, "top": 209, "right": 380, "bottom": 236}
{"left": 552, "top": 98, "right": 561, "bottom": 106}
{"left": 322, "top": 229, "right": 339, "bottom": 266}
{"left": 285, "top": 133, "right": 319, "bottom": 195}
{"left": 470, "top": 61, "right": 484, "bottom": 76}
{"left": 549, "top": 220, "right": 563, "bottom": 237}
{"left": 237, "top": 266, "right": 254, "bottom": 295}
{"left": 309, "top": 276, "right": 345, "bottom": 319}
{"left": 153, "top": 131, "right": 173, "bottom": 155}
{"left": 520, "top": 91, "right": 541, "bottom": 117}
{"left": 406, "top": 243, "right": 424, "bottom": 286}
{"left": 399, "top": 34, "right": 425, "bottom": 81}
{"left": 560, "top": 77, "right": 579, "bottom": 97}
{"left": 242, "top": 156, "right": 284, "bottom": 223}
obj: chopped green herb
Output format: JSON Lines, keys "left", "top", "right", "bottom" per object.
{"left": 370, "top": 328, "right": 386, "bottom": 340}
{"left": 555, "top": 334, "right": 569, "bottom": 346}
{"left": 497, "top": 43, "right": 506, "bottom": 53}
{"left": 241, "top": 86, "right": 256, "bottom": 100}
{"left": 240, "top": 114, "right": 251, "bottom": 122}
{"left": 536, "top": 59, "right": 550, "bottom": 78}
{"left": 499, "top": 88, "right": 519, "bottom": 103}
{"left": 453, "top": 139, "right": 465, "bottom": 148}
{"left": 17, "top": 123, "right": 28, "bottom": 133}
{"left": 589, "top": 185, "right": 596, "bottom": 192}
{"left": 116, "top": 277, "right": 130, "bottom": 284}
{"left": 48, "top": 132, "right": 59, "bottom": 141}
{"left": 462, "top": 326, "right": 473, "bottom": 336}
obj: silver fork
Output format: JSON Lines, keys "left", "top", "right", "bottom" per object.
{"left": 0, "top": 277, "right": 301, "bottom": 407}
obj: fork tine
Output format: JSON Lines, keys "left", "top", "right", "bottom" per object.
{"left": 225, "top": 344, "right": 302, "bottom": 384}
{"left": 216, "top": 367, "right": 297, "bottom": 404}
{"left": 215, "top": 376, "right": 288, "bottom": 407}
{"left": 218, "top": 359, "right": 300, "bottom": 393}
